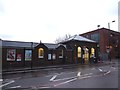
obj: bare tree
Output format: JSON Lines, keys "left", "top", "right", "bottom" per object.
{"left": 55, "top": 34, "right": 71, "bottom": 44}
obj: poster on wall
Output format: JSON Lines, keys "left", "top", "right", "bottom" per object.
{"left": 7, "top": 49, "right": 16, "bottom": 61}
{"left": 17, "top": 54, "right": 22, "bottom": 61}
{"left": 25, "top": 50, "right": 32, "bottom": 61}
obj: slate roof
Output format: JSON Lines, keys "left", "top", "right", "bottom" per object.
{"left": 61, "top": 35, "right": 96, "bottom": 43}
{"left": 1, "top": 40, "right": 66, "bottom": 49}
{"left": 44, "top": 43, "right": 66, "bottom": 49}
{"left": 2, "top": 40, "right": 38, "bottom": 48}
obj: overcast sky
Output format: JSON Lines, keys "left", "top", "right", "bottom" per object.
{"left": 0, "top": 0, "right": 119, "bottom": 43}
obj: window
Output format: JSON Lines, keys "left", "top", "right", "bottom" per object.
{"left": 48, "top": 54, "right": 52, "bottom": 60}
{"left": 84, "top": 48, "right": 89, "bottom": 60}
{"left": 7, "top": 49, "right": 16, "bottom": 61}
{"left": 38, "top": 48, "right": 44, "bottom": 58}
{"left": 25, "top": 50, "right": 32, "bottom": 61}
{"left": 91, "top": 48, "right": 95, "bottom": 55}
{"left": 90, "top": 48, "right": 95, "bottom": 58}
{"left": 78, "top": 47, "right": 81, "bottom": 58}
{"left": 52, "top": 54, "right": 56, "bottom": 60}
{"left": 91, "top": 33, "right": 100, "bottom": 42}
{"left": 59, "top": 50, "right": 63, "bottom": 58}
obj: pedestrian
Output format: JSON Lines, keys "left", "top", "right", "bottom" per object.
{"left": 108, "top": 53, "right": 111, "bottom": 62}
{"left": 91, "top": 54, "right": 94, "bottom": 64}
{"left": 82, "top": 54, "right": 85, "bottom": 64}
{"left": 98, "top": 54, "right": 101, "bottom": 63}
{"left": 99, "top": 54, "right": 103, "bottom": 63}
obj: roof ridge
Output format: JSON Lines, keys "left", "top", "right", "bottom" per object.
{"left": 43, "top": 43, "right": 58, "bottom": 45}
{"left": 2, "top": 40, "right": 39, "bottom": 44}
{"left": 60, "top": 34, "right": 96, "bottom": 43}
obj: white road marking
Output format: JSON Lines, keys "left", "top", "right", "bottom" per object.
{"left": 52, "top": 76, "right": 77, "bottom": 82}
{"left": 98, "top": 68, "right": 103, "bottom": 72}
{"left": 10, "top": 86, "right": 21, "bottom": 89}
{"left": 54, "top": 78, "right": 77, "bottom": 87}
{"left": 78, "top": 75, "right": 92, "bottom": 79}
{"left": 104, "top": 71, "right": 111, "bottom": 75}
{"left": 77, "top": 72, "right": 81, "bottom": 77}
{"left": 0, "top": 80, "right": 15, "bottom": 88}
{"left": 50, "top": 75, "right": 57, "bottom": 81}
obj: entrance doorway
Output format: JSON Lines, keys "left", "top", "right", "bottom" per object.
{"left": 84, "top": 48, "right": 89, "bottom": 64}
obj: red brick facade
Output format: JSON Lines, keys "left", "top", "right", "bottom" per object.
{"left": 80, "top": 28, "right": 120, "bottom": 59}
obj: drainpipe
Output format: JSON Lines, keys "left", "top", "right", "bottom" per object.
{"left": 31, "top": 42, "right": 33, "bottom": 69}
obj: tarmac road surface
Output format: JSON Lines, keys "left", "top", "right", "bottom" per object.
{"left": 1, "top": 60, "right": 119, "bottom": 89}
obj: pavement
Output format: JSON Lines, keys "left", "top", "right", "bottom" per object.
{"left": 2, "top": 59, "right": 118, "bottom": 75}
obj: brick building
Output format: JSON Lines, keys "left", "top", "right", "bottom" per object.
{"left": 60, "top": 35, "right": 98, "bottom": 64}
{"left": 1, "top": 35, "right": 98, "bottom": 70}
{"left": 80, "top": 28, "right": 120, "bottom": 60}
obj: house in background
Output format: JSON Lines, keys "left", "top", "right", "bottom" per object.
{"left": 80, "top": 28, "right": 120, "bottom": 60}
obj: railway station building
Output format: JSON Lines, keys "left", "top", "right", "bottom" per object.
{"left": 1, "top": 35, "right": 98, "bottom": 70}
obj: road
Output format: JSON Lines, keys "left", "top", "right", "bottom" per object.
{"left": 1, "top": 61, "right": 119, "bottom": 89}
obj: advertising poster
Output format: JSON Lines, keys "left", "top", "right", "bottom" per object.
{"left": 17, "top": 54, "right": 22, "bottom": 61}
{"left": 25, "top": 50, "right": 32, "bottom": 61}
{"left": 7, "top": 49, "right": 16, "bottom": 61}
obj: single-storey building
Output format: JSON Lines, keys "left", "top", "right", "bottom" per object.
{"left": 2, "top": 40, "right": 66, "bottom": 69}
{"left": 1, "top": 35, "right": 98, "bottom": 70}
{"left": 60, "top": 35, "right": 98, "bottom": 64}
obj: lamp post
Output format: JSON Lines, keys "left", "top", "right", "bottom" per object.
{"left": 108, "top": 20, "right": 115, "bottom": 29}
{"left": 107, "top": 20, "right": 115, "bottom": 62}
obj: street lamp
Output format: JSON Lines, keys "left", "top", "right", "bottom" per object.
{"left": 108, "top": 20, "right": 115, "bottom": 29}
{"left": 107, "top": 20, "right": 115, "bottom": 62}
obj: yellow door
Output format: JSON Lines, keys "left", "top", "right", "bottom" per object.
{"left": 84, "top": 48, "right": 89, "bottom": 64}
